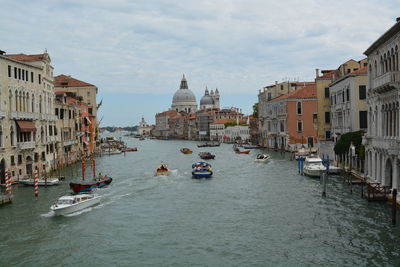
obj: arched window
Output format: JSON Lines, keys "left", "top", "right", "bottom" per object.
{"left": 10, "top": 126, "right": 15, "bottom": 146}
{"left": 41, "top": 126, "right": 44, "bottom": 143}
{"left": 15, "top": 90, "right": 18, "bottom": 111}
{"left": 39, "top": 95, "right": 42, "bottom": 113}
{"left": 31, "top": 94, "right": 35, "bottom": 113}
{"left": 0, "top": 126, "right": 2, "bottom": 147}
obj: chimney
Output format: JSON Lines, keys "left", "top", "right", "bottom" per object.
{"left": 315, "top": 68, "right": 319, "bottom": 78}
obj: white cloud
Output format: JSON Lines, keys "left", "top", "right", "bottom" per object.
{"left": 1, "top": 0, "right": 399, "bottom": 96}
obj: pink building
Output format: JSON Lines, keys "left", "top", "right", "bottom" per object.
{"left": 265, "top": 84, "right": 318, "bottom": 150}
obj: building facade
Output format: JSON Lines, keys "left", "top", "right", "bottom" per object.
{"left": 0, "top": 51, "right": 57, "bottom": 182}
{"left": 364, "top": 18, "right": 400, "bottom": 190}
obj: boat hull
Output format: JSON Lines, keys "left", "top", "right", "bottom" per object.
{"left": 19, "top": 178, "right": 60, "bottom": 186}
{"left": 192, "top": 171, "right": 213, "bottom": 178}
{"left": 69, "top": 177, "right": 112, "bottom": 193}
{"left": 303, "top": 167, "right": 325, "bottom": 178}
{"left": 156, "top": 170, "right": 170, "bottom": 176}
{"left": 51, "top": 196, "right": 101, "bottom": 216}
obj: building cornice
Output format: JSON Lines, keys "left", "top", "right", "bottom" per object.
{"left": 364, "top": 20, "right": 400, "bottom": 56}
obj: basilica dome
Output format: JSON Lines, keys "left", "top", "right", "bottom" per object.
{"left": 171, "top": 75, "right": 197, "bottom": 113}
{"left": 200, "top": 88, "right": 214, "bottom": 106}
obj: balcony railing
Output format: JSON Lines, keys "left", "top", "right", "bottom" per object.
{"left": 11, "top": 111, "right": 39, "bottom": 120}
{"left": 63, "top": 140, "right": 78, "bottom": 146}
{"left": 0, "top": 110, "right": 5, "bottom": 118}
{"left": 372, "top": 71, "right": 400, "bottom": 89}
{"left": 40, "top": 114, "right": 57, "bottom": 121}
{"left": 18, "top": 141, "right": 36, "bottom": 150}
{"left": 46, "top": 136, "right": 57, "bottom": 143}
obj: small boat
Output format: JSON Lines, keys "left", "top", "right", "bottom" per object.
{"left": 254, "top": 154, "right": 271, "bottom": 163}
{"left": 197, "top": 142, "right": 220, "bottom": 148}
{"left": 180, "top": 148, "right": 193, "bottom": 154}
{"left": 50, "top": 194, "right": 101, "bottom": 216}
{"left": 199, "top": 152, "right": 215, "bottom": 159}
{"left": 303, "top": 157, "right": 326, "bottom": 178}
{"left": 139, "top": 137, "right": 145, "bottom": 141}
{"left": 103, "top": 149, "right": 122, "bottom": 155}
{"left": 122, "top": 147, "right": 138, "bottom": 152}
{"left": 69, "top": 176, "right": 113, "bottom": 193}
{"left": 156, "top": 163, "right": 170, "bottom": 176}
{"left": 192, "top": 161, "right": 213, "bottom": 178}
{"left": 243, "top": 144, "right": 260, "bottom": 149}
{"left": 19, "top": 178, "right": 60, "bottom": 186}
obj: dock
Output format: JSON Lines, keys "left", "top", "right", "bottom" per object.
{"left": 0, "top": 194, "right": 13, "bottom": 205}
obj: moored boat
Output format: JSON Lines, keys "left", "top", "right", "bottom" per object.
{"left": 192, "top": 161, "right": 213, "bottom": 178}
{"left": 122, "top": 147, "right": 138, "bottom": 152}
{"left": 243, "top": 144, "right": 260, "bottom": 149}
{"left": 180, "top": 148, "right": 193, "bottom": 154}
{"left": 254, "top": 154, "right": 271, "bottom": 163}
{"left": 156, "top": 162, "right": 170, "bottom": 176}
{"left": 19, "top": 178, "right": 60, "bottom": 186}
{"left": 69, "top": 176, "right": 113, "bottom": 193}
{"left": 198, "top": 152, "right": 215, "bottom": 159}
{"left": 50, "top": 194, "right": 101, "bottom": 216}
{"left": 303, "top": 157, "right": 326, "bottom": 178}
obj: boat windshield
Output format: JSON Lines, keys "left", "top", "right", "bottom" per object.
{"left": 57, "top": 199, "right": 74, "bottom": 205}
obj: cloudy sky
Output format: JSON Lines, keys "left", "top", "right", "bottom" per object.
{"left": 1, "top": 0, "right": 399, "bottom": 126}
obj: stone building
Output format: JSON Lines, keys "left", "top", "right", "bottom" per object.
{"left": 200, "top": 87, "right": 220, "bottom": 110}
{"left": 0, "top": 51, "right": 57, "bottom": 182}
{"left": 363, "top": 18, "right": 400, "bottom": 190}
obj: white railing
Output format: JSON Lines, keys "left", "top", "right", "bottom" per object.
{"left": 63, "top": 140, "right": 78, "bottom": 146}
{"left": 46, "top": 136, "right": 57, "bottom": 142}
{"left": 0, "top": 110, "right": 5, "bottom": 118}
{"left": 10, "top": 111, "right": 39, "bottom": 120}
{"left": 18, "top": 141, "right": 36, "bottom": 150}
{"left": 372, "top": 71, "right": 400, "bottom": 89}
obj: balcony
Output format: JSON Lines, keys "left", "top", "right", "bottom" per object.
{"left": 364, "top": 136, "right": 400, "bottom": 155}
{"left": 46, "top": 136, "right": 57, "bottom": 143}
{"left": 0, "top": 110, "right": 5, "bottom": 118}
{"left": 18, "top": 141, "right": 36, "bottom": 150}
{"left": 371, "top": 71, "right": 400, "bottom": 93}
{"left": 40, "top": 114, "right": 57, "bottom": 121}
{"left": 63, "top": 140, "right": 78, "bottom": 146}
{"left": 10, "top": 111, "right": 39, "bottom": 120}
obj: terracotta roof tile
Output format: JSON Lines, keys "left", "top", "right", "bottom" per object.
{"left": 349, "top": 66, "right": 368, "bottom": 75}
{"left": 318, "top": 70, "right": 339, "bottom": 79}
{"left": 3, "top": 53, "right": 47, "bottom": 62}
{"left": 54, "top": 74, "right": 95, "bottom": 88}
{"left": 272, "top": 84, "right": 316, "bottom": 101}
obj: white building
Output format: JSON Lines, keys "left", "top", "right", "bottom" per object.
{"left": 329, "top": 65, "right": 368, "bottom": 140}
{"left": 0, "top": 50, "right": 57, "bottom": 182}
{"left": 363, "top": 18, "right": 400, "bottom": 190}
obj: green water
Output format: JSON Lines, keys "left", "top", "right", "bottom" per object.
{"left": 1, "top": 134, "right": 399, "bottom": 266}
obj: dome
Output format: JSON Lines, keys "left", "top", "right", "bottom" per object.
{"left": 173, "top": 89, "right": 196, "bottom": 103}
{"left": 200, "top": 95, "right": 214, "bottom": 105}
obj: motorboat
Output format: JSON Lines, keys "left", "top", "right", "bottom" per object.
{"left": 122, "top": 147, "right": 137, "bottom": 152}
{"left": 199, "top": 152, "right": 215, "bottom": 159}
{"left": 192, "top": 161, "right": 213, "bottom": 178}
{"left": 180, "top": 148, "right": 193, "bottom": 154}
{"left": 243, "top": 144, "right": 260, "bottom": 149}
{"left": 254, "top": 154, "right": 271, "bottom": 163}
{"left": 50, "top": 194, "right": 101, "bottom": 216}
{"left": 103, "top": 148, "right": 122, "bottom": 155}
{"left": 303, "top": 157, "right": 327, "bottom": 178}
{"left": 69, "top": 175, "right": 113, "bottom": 193}
{"left": 156, "top": 163, "right": 170, "bottom": 176}
{"left": 19, "top": 177, "right": 60, "bottom": 186}
{"left": 233, "top": 144, "right": 250, "bottom": 154}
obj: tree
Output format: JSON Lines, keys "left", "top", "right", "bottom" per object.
{"left": 252, "top": 103, "right": 258, "bottom": 118}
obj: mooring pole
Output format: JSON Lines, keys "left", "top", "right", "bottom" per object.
{"left": 392, "top": 189, "right": 397, "bottom": 226}
{"left": 322, "top": 172, "right": 327, "bottom": 197}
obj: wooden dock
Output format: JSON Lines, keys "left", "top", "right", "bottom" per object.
{"left": 0, "top": 194, "right": 13, "bottom": 205}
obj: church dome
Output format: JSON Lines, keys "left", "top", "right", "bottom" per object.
{"left": 172, "top": 75, "right": 196, "bottom": 103}
{"left": 200, "top": 88, "right": 214, "bottom": 106}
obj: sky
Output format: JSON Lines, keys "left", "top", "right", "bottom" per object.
{"left": 1, "top": 0, "right": 399, "bottom": 126}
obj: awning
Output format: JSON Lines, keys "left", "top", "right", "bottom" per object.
{"left": 16, "top": 120, "right": 36, "bottom": 132}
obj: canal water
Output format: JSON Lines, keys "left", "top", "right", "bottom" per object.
{"left": 1, "top": 133, "right": 400, "bottom": 266}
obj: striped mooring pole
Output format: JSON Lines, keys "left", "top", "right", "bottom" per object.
{"left": 5, "top": 169, "right": 11, "bottom": 195}
{"left": 34, "top": 170, "right": 39, "bottom": 197}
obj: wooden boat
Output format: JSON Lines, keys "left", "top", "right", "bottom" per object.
{"left": 199, "top": 152, "right": 215, "bottom": 159}
{"left": 69, "top": 176, "right": 112, "bottom": 193}
{"left": 235, "top": 150, "right": 250, "bottom": 154}
{"left": 180, "top": 148, "right": 193, "bottom": 154}
{"left": 50, "top": 194, "right": 101, "bottom": 216}
{"left": 122, "top": 147, "right": 138, "bottom": 152}
{"left": 19, "top": 178, "right": 60, "bottom": 186}
{"left": 192, "top": 162, "right": 213, "bottom": 178}
{"left": 156, "top": 163, "right": 170, "bottom": 176}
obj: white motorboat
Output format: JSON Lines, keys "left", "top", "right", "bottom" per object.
{"left": 255, "top": 154, "right": 271, "bottom": 163}
{"left": 19, "top": 178, "right": 60, "bottom": 186}
{"left": 50, "top": 194, "right": 101, "bottom": 216}
{"left": 303, "top": 157, "right": 326, "bottom": 178}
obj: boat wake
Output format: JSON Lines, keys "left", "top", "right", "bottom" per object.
{"left": 41, "top": 211, "right": 55, "bottom": 217}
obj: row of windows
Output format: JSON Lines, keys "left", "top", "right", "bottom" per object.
{"left": 8, "top": 65, "right": 41, "bottom": 84}
{"left": 327, "top": 85, "right": 366, "bottom": 101}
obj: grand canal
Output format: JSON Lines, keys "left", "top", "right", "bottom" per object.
{"left": 1, "top": 133, "right": 400, "bottom": 266}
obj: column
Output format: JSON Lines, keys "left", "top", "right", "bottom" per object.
{"left": 372, "top": 152, "right": 376, "bottom": 180}
{"left": 393, "top": 157, "right": 398, "bottom": 190}
{"left": 381, "top": 154, "right": 386, "bottom": 185}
